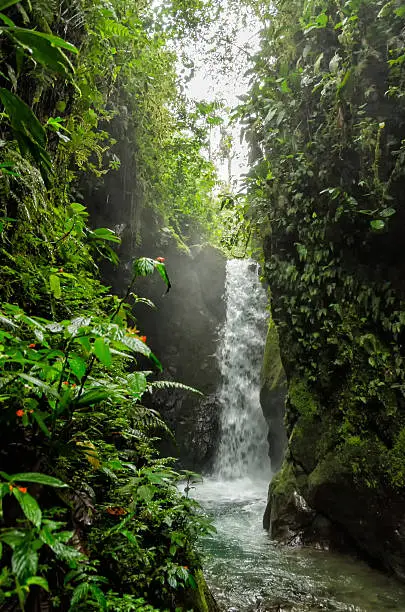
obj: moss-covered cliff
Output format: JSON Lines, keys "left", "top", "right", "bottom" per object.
{"left": 243, "top": 0, "right": 405, "bottom": 578}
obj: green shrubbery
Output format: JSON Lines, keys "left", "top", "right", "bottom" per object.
{"left": 0, "top": 0, "right": 218, "bottom": 609}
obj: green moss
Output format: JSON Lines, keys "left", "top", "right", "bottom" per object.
{"left": 270, "top": 461, "right": 297, "bottom": 499}
{"left": 261, "top": 320, "right": 286, "bottom": 391}
{"left": 182, "top": 569, "right": 217, "bottom": 612}
{"left": 288, "top": 377, "right": 318, "bottom": 417}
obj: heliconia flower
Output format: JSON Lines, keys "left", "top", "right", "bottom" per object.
{"left": 139, "top": 335, "right": 147, "bottom": 343}
{"left": 156, "top": 257, "right": 165, "bottom": 262}
{"left": 16, "top": 409, "right": 24, "bottom": 417}
{"left": 18, "top": 487, "right": 27, "bottom": 494}
{"left": 28, "top": 343, "right": 36, "bottom": 348}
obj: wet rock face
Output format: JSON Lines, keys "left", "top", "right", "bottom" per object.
{"left": 134, "top": 242, "right": 226, "bottom": 471}
{"left": 85, "top": 178, "right": 226, "bottom": 472}
{"left": 260, "top": 323, "right": 287, "bottom": 473}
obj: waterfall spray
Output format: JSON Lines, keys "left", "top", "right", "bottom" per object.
{"left": 213, "top": 259, "right": 269, "bottom": 480}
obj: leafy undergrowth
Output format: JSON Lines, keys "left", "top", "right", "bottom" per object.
{"left": 0, "top": 0, "right": 218, "bottom": 609}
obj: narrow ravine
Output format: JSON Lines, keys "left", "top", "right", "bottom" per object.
{"left": 192, "top": 259, "right": 405, "bottom": 612}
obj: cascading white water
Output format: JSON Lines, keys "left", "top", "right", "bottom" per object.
{"left": 193, "top": 260, "right": 405, "bottom": 611}
{"left": 213, "top": 259, "right": 269, "bottom": 480}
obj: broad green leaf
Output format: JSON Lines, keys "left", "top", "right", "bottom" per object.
{"left": 0, "top": 11, "right": 14, "bottom": 26}
{"left": 0, "top": 529, "right": 25, "bottom": 548}
{"left": 136, "top": 484, "right": 154, "bottom": 502}
{"left": 18, "top": 373, "right": 60, "bottom": 398}
{"left": 68, "top": 355, "right": 87, "bottom": 379}
{"left": 11, "top": 472, "right": 68, "bottom": 488}
{"left": 0, "top": 0, "right": 19, "bottom": 10}
{"left": 395, "top": 6, "right": 405, "bottom": 18}
{"left": 316, "top": 12, "right": 328, "bottom": 27}
{"left": 0, "top": 88, "right": 51, "bottom": 177}
{"left": 127, "top": 372, "right": 147, "bottom": 398}
{"left": 380, "top": 207, "right": 396, "bottom": 218}
{"left": 32, "top": 411, "right": 51, "bottom": 437}
{"left": 76, "top": 388, "right": 109, "bottom": 407}
{"left": 0, "top": 88, "right": 46, "bottom": 147}
{"left": 12, "top": 542, "right": 38, "bottom": 581}
{"left": 50, "top": 274, "right": 62, "bottom": 299}
{"left": 188, "top": 573, "right": 197, "bottom": 589}
{"left": 8, "top": 29, "right": 75, "bottom": 77}
{"left": 118, "top": 334, "right": 151, "bottom": 357}
{"left": 15, "top": 30, "right": 78, "bottom": 54}
{"left": 13, "top": 489, "right": 42, "bottom": 527}
{"left": 25, "top": 576, "right": 49, "bottom": 591}
{"left": 370, "top": 219, "right": 385, "bottom": 230}
{"left": 132, "top": 257, "right": 155, "bottom": 277}
{"left": 91, "top": 227, "right": 120, "bottom": 243}
{"left": 155, "top": 262, "right": 171, "bottom": 292}
{"left": 94, "top": 337, "right": 112, "bottom": 366}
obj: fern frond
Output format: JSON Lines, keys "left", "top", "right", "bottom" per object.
{"left": 129, "top": 405, "right": 172, "bottom": 436}
{"left": 148, "top": 381, "right": 203, "bottom": 396}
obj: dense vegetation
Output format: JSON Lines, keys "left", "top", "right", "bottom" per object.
{"left": 243, "top": 0, "right": 405, "bottom": 573}
{"left": 0, "top": 1, "right": 222, "bottom": 609}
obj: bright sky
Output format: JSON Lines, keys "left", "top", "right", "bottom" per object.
{"left": 181, "top": 3, "right": 261, "bottom": 188}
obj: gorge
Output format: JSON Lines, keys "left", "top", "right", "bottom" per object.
{"left": 1, "top": 0, "right": 405, "bottom": 610}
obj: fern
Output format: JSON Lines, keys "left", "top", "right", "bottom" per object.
{"left": 148, "top": 380, "right": 203, "bottom": 396}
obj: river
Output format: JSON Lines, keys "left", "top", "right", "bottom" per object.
{"left": 191, "top": 259, "right": 405, "bottom": 612}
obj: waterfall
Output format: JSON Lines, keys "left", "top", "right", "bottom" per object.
{"left": 213, "top": 259, "right": 269, "bottom": 480}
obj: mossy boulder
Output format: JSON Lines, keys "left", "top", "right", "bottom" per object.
{"left": 178, "top": 569, "right": 219, "bottom": 612}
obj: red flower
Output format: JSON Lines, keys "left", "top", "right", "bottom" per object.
{"left": 139, "top": 335, "right": 147, "bottom": 343}
{"left": 62, "top": 381, "right": 69, "bottom": 386}
{"left": 18, "top": 487, "right": 27, "bottom": 494}
{"left": 156, "top": 257, "right": 165, "bottom": 263}
{"left": 16, "top": 409, "right": 24, "bottom": 417}
{"left": 28, "top": 343, "right": 36, "bottom": 348}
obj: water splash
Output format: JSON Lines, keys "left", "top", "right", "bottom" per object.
{"left": 213, "top": 259, "right": 269, "bottom": 479}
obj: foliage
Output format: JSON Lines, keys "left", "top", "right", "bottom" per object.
{"left": 242, "top": 0, "right": 405, "bottom": 488}
{"left": 0, "top": 1, "right": 217, "bottom": 610}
